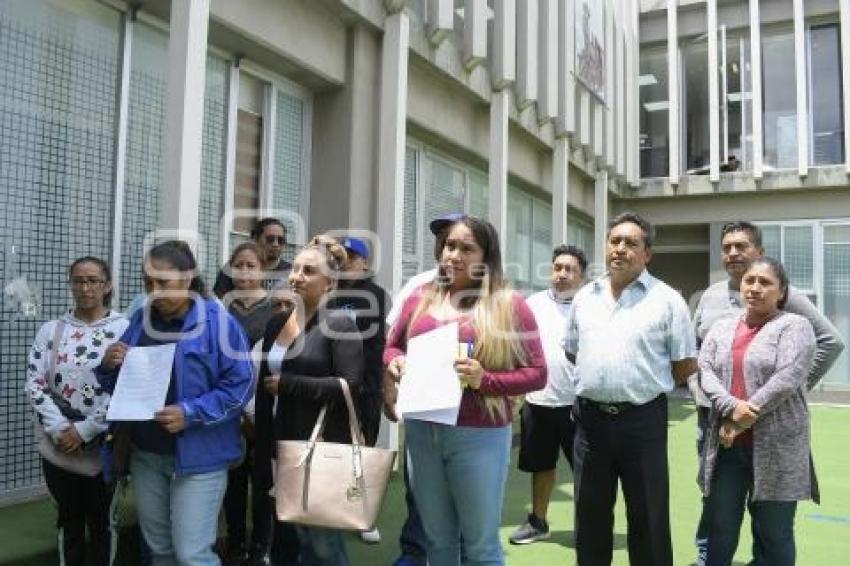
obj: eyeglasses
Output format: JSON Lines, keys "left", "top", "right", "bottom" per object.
{"left": 70, "top": 277, "right": 105, "bottom": 289}
{"left": 264, "top": 235, "right": 285, "bottom": 245}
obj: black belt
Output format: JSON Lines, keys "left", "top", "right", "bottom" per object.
{"left": 578, "top": 394, "right": 663, "bottom": 416}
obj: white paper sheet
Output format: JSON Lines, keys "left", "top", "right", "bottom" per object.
{"left": 106, "top": 343, "right": 177, "bottom": 421}
{"left": 397, "top": 322, "right": 462, "bottom": 426}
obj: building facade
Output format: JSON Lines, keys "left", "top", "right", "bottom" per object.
{"left": 0, "top": 0, "right": 846, "bottom": 503}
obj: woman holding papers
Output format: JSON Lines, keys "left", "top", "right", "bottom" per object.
{"left": 98, "top": 240, "right": 254, "bottom": 566}
{"left": 383, "top": 216, "right": 546, "bottom": 566}
{"left": 257, "top": 234, "right": 363, "bottom": 566}
{"left": 26, "top": 256, "right": 128, "bottom": 566}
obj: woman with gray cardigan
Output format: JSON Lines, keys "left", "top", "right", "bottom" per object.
{"left": 698, "top": 257, "right": 818, "bottom": 566}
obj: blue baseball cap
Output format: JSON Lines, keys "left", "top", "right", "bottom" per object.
{"left": 341, "top": 237, "right": 369, "bottom": 260}
{"left": 428, "top": 212, "right": 466, "bottom": 235}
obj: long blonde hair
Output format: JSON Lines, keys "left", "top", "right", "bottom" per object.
{"left": 408, "top": 217, "right": 528, "bottom": 420}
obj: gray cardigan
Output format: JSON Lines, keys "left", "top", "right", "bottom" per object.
{"left": 697, "top": 312, "right": 819, "bottom": 503}
{"left": 688, "top": 281, "right": 845, "bottom": 406}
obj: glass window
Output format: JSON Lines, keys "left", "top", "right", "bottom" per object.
{"left": 762, "top": 27, "right": 797, "bottom": 169}
{"left": 823, "top": 224, "right": 850, "bottom": 388}
{"left": 720, "top": 31, "right": 752, "bottom": 171}
{"left": 639, "top": 48, "right": 669, "bottom": 177}
{"left": 121, "top": 21, "right": 168, "bottom": 309}
{"left": 809, "top": 23, "right": 844, "bottom": 166}
{"left": 505, "top": 187, "right": 552, "bottom": 293}
{"left": 567, "top": 215, "right": 595, "bottom": 267}
{"left": 233, "top": 73, "right": 264, "bottom": 238}
{"left": 402, "top": 147, "right": 419, "bottom": 283}
{"left": 198, "top": 56, "right": 229, "bottom": 284}
{"left": 273, "top": 90, "right": 307, "bottom": 260}
{"left": 679, "top": 10, "right": 717, "bottom": 174}
{"left": 0, "top": 0, "right": 121, "bottom": 495}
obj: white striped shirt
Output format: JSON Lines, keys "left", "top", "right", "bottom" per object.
{"left": 564, "top": 270, "right": 696, "bottom": 405}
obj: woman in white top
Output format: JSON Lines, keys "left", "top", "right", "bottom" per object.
{"left": 25, "top": 256, "right": 128, "bottom": 566}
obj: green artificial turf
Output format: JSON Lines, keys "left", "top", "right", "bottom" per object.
{"left": 2, "top": 400, "right": 848, "bottom": 565}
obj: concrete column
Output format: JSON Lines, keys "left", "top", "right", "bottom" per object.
{"left": 557, "top": 0, "right": 576, "bottom": 139}
{"left": 842, "top": 0, "right": 850, "bottom": 174}
{"left": 594, "top": 169, "right": 609, "bottom": 267}
{"left": 604, "top": 0, "right": 615, "bottom": 169}
{"left": 489, "top": 89, "right": 511, "bottom": 253}
{"left": 221, "top": 61, "right": 240, "bottom": 262}
{"left": 552, "top": 137, "right": 570, "bottom": 247}
{"left": 538, "top": 0, "right": 558, "bottom": 122}
{"left": 580, "top": 88, "right": 592, "bottom": 153}
{"left": 491, "top": 0, "right": 516, "bottom": 89}
{"left": 627, "top": 0, "right": 639, "bottom": 186}
{"left": 667, "top": 0, "right": 680, "bottom": 185}
{"left": 110, "top": 11, "right": 133, "bottom": 307}
{"left": 750, "top": 0, "right": 764, "bottom": 179}
{"left": 376, "top": 11, "right": 409, "bottom": 295}
{"left": 615, "top": 0, "right": 626, "bottom": 178}
{"left": 593, "top": 98, "right": 604, "bottom": 164}
{"left": 516, "top": 0, "right": 538, "bottom": 109}
{"left": 427, "top": 0, "right": 453, "bottom": 46}
{"left": 160, "top": 0, "right": 210, "bottom": 237}
{"left": 793, "top": 0, "right": 808, "bottom": 177}
{"left": 708, "top": 0, "right": 720, "bottom": 182}
{"left": 463, "top": 0, "right": 487, "bottom": 71}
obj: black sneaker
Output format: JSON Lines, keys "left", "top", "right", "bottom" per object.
{"left": 509, "top": 514, "right": 551, "bottom": 545}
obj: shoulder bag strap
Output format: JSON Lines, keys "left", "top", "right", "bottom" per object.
{"left": 337, "top": 378, "right": 366, "bottom": 447}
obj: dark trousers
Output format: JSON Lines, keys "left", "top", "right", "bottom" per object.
{"left": 703, "top": 446, "right": 797, "bottom": 566}
{"left": 695, "top": 407, "right": 765, "bottom": 566}
{"left": 42, "top": 458, "right": 115, "bottom": 566}
{"left": 573, "top": 395, "right": 672, "bottom": 566}
{"left": 224, "top": 440, "right": 273, "bottom": 552}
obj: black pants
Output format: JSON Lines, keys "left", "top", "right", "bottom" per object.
{"left": 572, "top": 395, "right": 672, "bottom": 566}
{"left": 224, "top": 439, "right": 273, "bottom": 552}
{"left": 42, "top": 458, "right": 115, "bottom": 566}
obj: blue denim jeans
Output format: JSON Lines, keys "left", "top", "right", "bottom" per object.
{"left": 703, "top": 445, "right": 797, "bottom": 566}
{"left": 130, "top": 450, "right": 228, "bottom": 566}
{"left": 405, "top": 421, "right": 511, "bottom": 566}
{"left": 294, "top": 524, "right": 349, "bottom": 566}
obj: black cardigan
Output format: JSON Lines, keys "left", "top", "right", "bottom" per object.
{"left": 255, "top": 308, "right": 364, "bottom": 462}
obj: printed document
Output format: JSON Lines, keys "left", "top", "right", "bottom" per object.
{"left": 106, "top": 344, "right": 177, "bottom": 421}
{"left": 398, "top": 322, "right": 462, "bottom": 425}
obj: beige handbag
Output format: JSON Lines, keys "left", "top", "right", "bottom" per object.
{"left": 275, "top": 378, "right": 396, "bottom": 531}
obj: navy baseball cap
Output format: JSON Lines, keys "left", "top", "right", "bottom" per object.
{"left": 341, "top": 237, "right": 369, "bottom": 260}
{"left": 428, "top": 212, "right": 466, "bottom": 235}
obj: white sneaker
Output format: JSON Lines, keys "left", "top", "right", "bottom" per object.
{"left": 360, "top": 527, "right": 381, "bottom": 544}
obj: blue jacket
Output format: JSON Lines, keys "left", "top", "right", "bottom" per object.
{"left": 98, "top": 297, "right": 254, "bottom": 475}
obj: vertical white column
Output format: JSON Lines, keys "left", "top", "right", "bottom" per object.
{"left": 750, "top": 0, "right": 764, "bottom": 179}
{"left": 594, "top": 169, "right": 609, "bottom": 266}
{"left": 579, "top": 89, "right": 591, "bottom": 152}
{"left": 793, "top": 0, "right": 808, "bottom": 177}
{"left": 720, "top": 25, "right": 729, "bottom": 162}
{"left": 516, "top": 0, "right": 539, "bottom": 109}
{"left": 558, "top": 0, "right": 576, "bottom": 139}
{"left": 615, "top": 0, "right": 626, "bottom": 177}
{"left": 708, "top": 0, "right": 720, "bottom": 182}
{"left": 160, "top": 0, "right": 209, "bottom": 236}
{"left": 627, "top": 0, "right": 639, "bottom": 185}
{"left": 552, "top": 137, "right": 570, "bottom": 247}
{"left": 604, "top": 0, "right": 615, "bottom": 169}
{"left": 593, "top": 99, "right": 604, "bottom": 164}
{"left": 111, "top": 11, "right": 134, "bottom": 307}
{"left": 221, "top": 60, "right": 240, "bottom": 263}
{"left": 463, "top": 0, "right": 487, "bottom": 71}
{"left": 376, "top": 10, "right": 410, "bottom": 296}
{"left": 489, "top": 89, "right": 511, "bottom": 253}
{"left": 667, "top": 0, "right": 679, "bottom": 185}
{"left": 427, "top": 0, "right": 454, "bottom": 46}
{"left": 842, "top": 0, "right": 850, "bottom": 174}
{"left": 491, "top": 0, "right": 516, "bottom": 89}
{"left": 538, "top": 0, "right": 558, "bottom": 122}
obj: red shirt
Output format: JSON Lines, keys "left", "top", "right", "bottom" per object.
{"left": 384, "top": 286, "right": 547, "bottom": 427}
{"left": 730, "top": 318, "right": 764, "bottom": 446}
